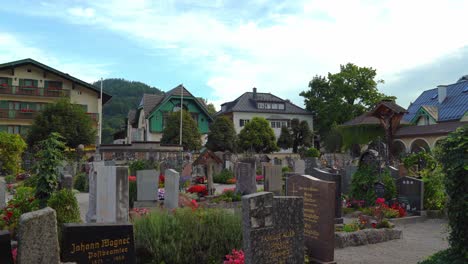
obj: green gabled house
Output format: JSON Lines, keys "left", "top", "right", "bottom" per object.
{"left": 126, "top": 84, "right": 213, "bottom": 143}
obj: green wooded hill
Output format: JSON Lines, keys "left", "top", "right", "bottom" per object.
{"left": 93, "top": 78, "right": 163, "bottom": 144}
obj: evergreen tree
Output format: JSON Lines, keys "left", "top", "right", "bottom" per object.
{"left": 277, "top": 126, "right": 293, "bottom": 150}
{"left": 206, "top": 116, "right": 237, "bottom": 152}
{"left": 161, "top": 110, "right": 201, "bottom": 151}
{"left": 238, "top": 117, "right": 278, "bottom": 153}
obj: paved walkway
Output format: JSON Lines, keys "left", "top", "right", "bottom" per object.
{"left": 335, "top": 218, "right": 449, "bottom": 264}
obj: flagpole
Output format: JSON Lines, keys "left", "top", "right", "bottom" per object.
{"left": 99, "top": 77, "right": 103, "bottom": 145}
{"left": 179, "top": 85, "right": 183, "bottom": 147}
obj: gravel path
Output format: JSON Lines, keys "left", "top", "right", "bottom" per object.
{"left": 335, "top": 219, "right": 449, "bottom": 264}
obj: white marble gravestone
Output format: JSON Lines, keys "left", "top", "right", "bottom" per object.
{"left": 164, "top": 169, "right": 180, "bottom": 209}
{"left": 137, "top": 169, "right": 159, "bottom": 201}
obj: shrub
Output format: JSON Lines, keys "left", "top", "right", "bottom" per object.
{"left": 34, "top": 132, "right": 65, "bottom": 207}
{"left": 133, "top": 208, "right": 242, "bottom": 263}
{"left": 129, "top": 160, "right": 147, "bottom": 175}
{"left": 282, "top": 166, "right": 292, "bottom": 173}
{"left": 435, "top": 125, "right": 467, "bottom": 259}
{"left": 73, "top": 172, "right": 88, "bottom": 192}
{"left": 4, "top": 175, "right": 15, "bottom": 184}
{"left": 48, "top": 189, "right": 81, "bottom": 226}
{"left": 342, "top": 221, "right": 360, "bottom": 232}
{"left": 381, "top": 168, "right": 397, "bottom": 201}
{"left": 22, "top": 174, "right": 39, "bottom": 188}
{"left": 0, "top": 132, "right": 27, "bottom": 175}
{"left": 349, "top": 165, "right": 377, "bottom": 206}
{"left": 421, "top": 166, "right": 446, "bottom": 210}
{"left": 0, "top": 187, "right": 39, "bottom": 237}
{"left": 213, "top": 189, "right": 242, "bottom": 203}
{"left": 304, "top": 147, "right": 320, "bottom": 158}
{"left": 213, "top": 169, "right": 234, "bottom": 184}
{"left": 418, "top": 248, "right": 466, "bottom": 264}
{"left": 376, "top": 219, "right": 391, "bottom": 229}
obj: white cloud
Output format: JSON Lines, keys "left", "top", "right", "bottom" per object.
{"left": 8, "top": 0, "right": 468, "bottom": 107}
{"left": 0, "top": 32, "right": 110, "bottom": 83}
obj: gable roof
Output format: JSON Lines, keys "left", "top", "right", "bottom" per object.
{"left": 404, "top": 79, "right": 468, "bottom": 122}
{"left": 218, "top": 90, "right": 311, "bottom": 115}
{"left": 138, "top": 93, "right": 164, "bottom": 118}
{"left": 137, "top": 84, "right": 213, "bottom": 121}
{"left": 0, "top": 58, "right": 112, "bottom": 103}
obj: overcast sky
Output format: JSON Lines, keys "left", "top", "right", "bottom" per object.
{"left": 1, "top": 0, "right": 467, "bottom": 109}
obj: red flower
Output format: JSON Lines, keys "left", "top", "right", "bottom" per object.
{"left": 128, "top": 176, "right": 137, "bottom": 182}
{"left": 224, "top": 249, "right": 244, "bottom": 264}
{"left": 187, "top": 185, "right": 208, "bottom": 196}
{"left": 159, "top": 174, "right": 165, "bottom": 183}
{"left": 371, "top": 223, "right": 377, "bottom": 228}
{"left": 255, "top": 175, "right": 264, "bottom": 181}
{"left": 226, "top": 178, "right": 236, "bottom": 184}
{"left": 190, "top": 199, "right": 199, "bottom": 210}
{"left": 376, "top": 198, "right": 385, "bottom": 205}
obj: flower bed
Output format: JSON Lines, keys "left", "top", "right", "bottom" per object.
{"left": 335, "top": 228, "right": 402, "bottom": 248}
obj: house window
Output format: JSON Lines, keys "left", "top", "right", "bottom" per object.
{"left": 271, "top": 103, "right": 278, "bottom": 109}
{"left": 240, "top": 119, "right": 250, "bottom": 127}
{"left": 8, "top": 125, "right": 20, "bottom": 134}
{"left": 191, "top": 113, "right": 199, "bottom": 126}
{"left": 46, "top": 81, "right": 63, "bottom": 90}
{"left": 162, "top": 112, "right": 170, "bottom": 129}
{"left": 0, "top": 77, "right": 10, "bottom": 87}
{"left": 22, "top": 79, "right": 36, "bottom": 87}
{"left": 278, "top": 103, "right": 285, "bottom": 110}
{"left": 257, "top": 103, "right": 265, "bottom": 109}
{"left": 264, "top": 103, "right": 271, "bottom": 109}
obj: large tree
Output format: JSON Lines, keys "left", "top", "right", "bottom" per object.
{"left": 300, "top": 63, "right": 394, "bottom": 141}
{"left": 206, "top": 116, "right": 237, "bottom": 152}
{"left": 291, "top": 119, "right": 313, "bottom": 153}
{"left": 238, "top": 117, "right": 279, "bottom": 153}
{"left": 161, "top": 110, "right": 201, "bottom": 151}
{"left": 277, "top": 126, "right": 292, "bottom": 150}
{"left": 27, "top": 99, "right": 96, "bottom": 148}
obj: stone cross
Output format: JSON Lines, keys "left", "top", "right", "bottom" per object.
{"left": 164, "top": 169, "right": 180, "bottom": 209}
{"left": 17, "top": 207, "right": 60, "bottom": 264}
{"left": 242, "top": 192, "right": 304, "bottom": 264}
{"left": 287, "top": 175, "right": 336, "bottom": 264}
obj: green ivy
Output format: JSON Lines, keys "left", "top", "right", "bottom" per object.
{"left": 34, "top": 132, "right": 66, "bottom": 208}
{"left": 435, "top": 125, "right": 467, "bottom": 259}
{"left": 349, "top": 165, "right": 377, "bottom": 206}
{"left": 420, "top": 167, "right": 446, "bottom": 210}
{"left": 48, "top": 189, "right": 81, "bottom": 226}
{"left": 402, "top": 152, "right": 437, "bottom": 177}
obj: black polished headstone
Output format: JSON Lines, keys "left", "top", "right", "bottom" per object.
{"left": 396, "top": 176, "right": 424, "bottom": 212}
{"left": 61, "top": 223, "right": 135, "bottom": 264}
{"left": 0, "top": 230, "right": 13, "bottom": 264}
{"left": 374, "top": 182, "right": 385, "bottom": 198}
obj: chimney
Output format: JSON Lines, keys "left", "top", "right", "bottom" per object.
{"left": 253, "top": 87, "right": 257, "bottom": 99}
{"left": 437, "top": 85, "right": 447, "bottom": 103}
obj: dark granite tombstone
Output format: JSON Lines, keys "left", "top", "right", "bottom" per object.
{"left": 61, "top": 223, "right": 136, "bottom": 264}
{"left": 304, "top": 158, "right": 319, "bottom": 175}
{"left": 235, "top": 162, "right": 257, "bottom": 195}
{"left": 396, "top": 176, "right": 424, "bottom": 213}
{"left": 374, "top": 182, "right": 386, "bottom": 198}
{"left": 0, "top": 231, "right": 13, "bottom": 264}
{"left": 242, "top": 192, "right": 304, "bottom": 264}
{"left": 309, "top": 168, "right": 343, "bottom": 224}
{"left": 287, "top": 175, "right": 336, "bottom": 264}
{"left": 388, "top": 166, "right": 400, "bottom": 180}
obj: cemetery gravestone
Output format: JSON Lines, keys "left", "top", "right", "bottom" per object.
{"left": 294, "top": 159, "right": 305, "bottom": 175}
{"left": 304, "top": 157, "right": 319, "bottom": 175}
{"left": 0, "top": 178, "right": 5, "bottom": 209}
{"left": 264, "top": 165, "right": 283, "bottom": 195}
{"left": 87, "top": 161, "right": 104, "bottom": 223}
{"left": 236, "top": 162, "right": 257, "bottom": 195}
{"left": 165, "top": 169, "right": 180, "bottom": 209}
{"left": 95, "top": 166, "right": 129, "bottom": 223}
{"left": 242, "top": 192, "right": 304, "bottom": 264}
{"left": 374, "top": 182, "right": 385, "bottom": 198}
{"left": 136, "top": 170, "right": 159, "bottom": 201}
{"left": 62, "top": 174, "right": 73, "bottom": 190}
{"left": 396, "top": 176, "right": 424, "bottom": 213}
{"left": 342, "top": 165, "right": 357, "bottom": 194}
{"left": 309, "top": 168, "right": 343, "bottom": 224}
{"left": 17, "top": 207, "right": 60, "bottom": 264}
{"left": 0, "top": 230, "right": 13, "bottom": 264}
{"left": 61, "top": 223, "right": 136, "bottom": 264}
{"left": 287, "top": 175, "right": 336, "bottom": 264}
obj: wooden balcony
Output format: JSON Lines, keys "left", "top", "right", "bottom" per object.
{"left": 0, "top": 109, "right": 39, "bottom": 120}
{"left": 0, "top": 84, "right": 70, "bottom": 98}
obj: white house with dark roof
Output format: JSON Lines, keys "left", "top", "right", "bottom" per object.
{"left": 217, "top": 87, "right": 314, "bottom": 140}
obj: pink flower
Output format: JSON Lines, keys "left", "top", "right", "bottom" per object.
{"left": 128, "top": 176, "right": 137, "bottom": 182}
{"left": 12, "top": 248, "right": 17, "bottom": 262}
